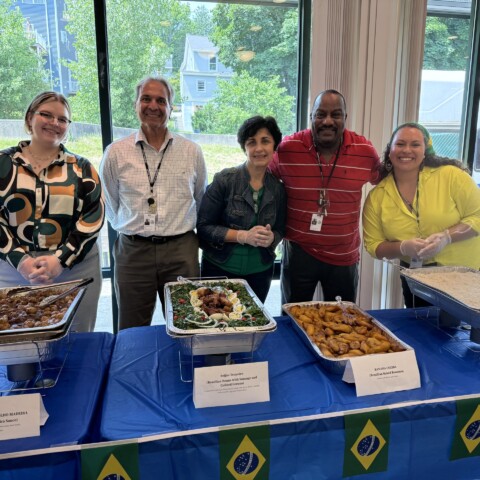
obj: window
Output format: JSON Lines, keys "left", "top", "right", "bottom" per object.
{"left": 209, "top": 56, "right": 217, "bottom": 71}
{"left": 420, "top": 1, "right": 472, "bottom": 159}
{"left": 197, "top": 80, "right": 206, "bottom": 92}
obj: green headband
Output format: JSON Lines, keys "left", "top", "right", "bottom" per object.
{"left": 390, "top": 122, "right": 435, "bottom": 156}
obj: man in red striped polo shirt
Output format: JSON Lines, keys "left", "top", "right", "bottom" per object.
{"left": 270, "top": 89, "right": 380, "bottom": 305}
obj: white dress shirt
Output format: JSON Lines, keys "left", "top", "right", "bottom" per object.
{"left": 100, "top": 129, "right": 207, "bottom": 236}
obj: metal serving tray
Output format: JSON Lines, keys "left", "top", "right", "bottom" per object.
{"left": 0, "top": 279, "right": 87, "bottom": 343}
{"left": 284, "top": 301, "right": 413, "bottom": 375}
{"left": 0, "top": 329, "right": 69, "bottom": 366}
{"left": 401, "top": 266, "right": 480, "bottom": 341}
{"left": 168, "top": 330, "right": 274, "bottom": 356}
{"left": 165, "top": 278, "right": 276, "bottom": 355}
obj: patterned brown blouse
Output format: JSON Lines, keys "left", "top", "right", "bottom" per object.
{"left": 0, "top": 141, "right": 104, "bottom": 269}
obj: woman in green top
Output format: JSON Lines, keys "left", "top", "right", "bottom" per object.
{"left": 196, "top": 116, "right": 287, "bottom": 303}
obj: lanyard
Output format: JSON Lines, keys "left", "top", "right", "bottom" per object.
{"left": 314, "top": 143, "right": 341, "bottom": 213}
{"left": 394, "top": 174, "right": 420, "bottom": 228}
{"left": 315, "top": 143, "right": 342, "bottom": 190}
{"left": 139, "top": 139, "right": 171, "bottom": 196}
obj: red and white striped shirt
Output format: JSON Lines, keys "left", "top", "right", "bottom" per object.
{"left": 270, "top": 129, "right": 380, "bottom": 265}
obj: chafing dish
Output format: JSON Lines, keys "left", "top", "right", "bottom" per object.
{"left": 0, "top": 279, "right": 88, "bottom": 342}
{"left": 284, "top": 301, "right": 413, "bottom": 375}
{"left": 401, "top": 266, "right": 480, "bottom": 341}
{"left": 165, "top": 278, "right": 276, "bottom": 355}
{"left": 0, "top": 279, "right": 88, "bottom": 382}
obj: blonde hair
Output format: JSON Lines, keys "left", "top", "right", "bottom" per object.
{"left": 24, "top": 91, "right": 71, "bottom": 134}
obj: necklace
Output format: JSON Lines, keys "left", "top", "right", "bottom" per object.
{"left": 25, "top": 146, "right": 59, "bottom": 172}
{"left": 27, "top": 145, "right": 59, "bottom": 162}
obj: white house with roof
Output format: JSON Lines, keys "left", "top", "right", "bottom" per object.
{"left": 179, "top": 34, "right": 233, "bottom": 132}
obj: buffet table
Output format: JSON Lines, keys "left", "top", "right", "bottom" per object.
{"left": 100, "top": 308, "right": 480, "bottom": 479}
{"left": 0, "top": 332, "right": 114, "bottom": 479}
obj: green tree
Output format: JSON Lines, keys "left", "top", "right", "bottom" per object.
{"left": 423, "top": 16, "right": 470, "bottom": 70}
{"left": 0, "top": 0, "right": 49, "bottom": 119}
{"left": 65, "top": 0, "right": 192, "bottom": 128}
{"left": 191, "top": 5, "right": 213, "bottom": 37}
{"left": 211, "top": 4, "right": 298, "bottom": 96}
{"left": 192, "top": 71, "right": 295, "bottom": 135}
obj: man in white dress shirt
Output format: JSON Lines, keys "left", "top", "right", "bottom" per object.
{"left": 100, "top": 77, "right": 207, "bottom": 330}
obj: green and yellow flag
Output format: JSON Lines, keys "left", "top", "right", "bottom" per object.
{"left": 219, "top": 425, "right": 270, "bottom": 480}
{"left": 343, "top": 409, "right": 390, "bottom": 477}
{"left": 451, "top": 398, "right": 480, "bottom": 460}
{"left": 81, "top": 442, "right": 139, "bottom": 480}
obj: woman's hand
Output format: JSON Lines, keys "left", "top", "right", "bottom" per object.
{"left": 399, "top": 238, "right": 428, "bottom": 258}
{"left": 28, "top": 255, "right": 64, "bottom": 284}
{"left": 237, "top": 225, "right": 274, "bottom": 248}
{"left": 417, "top": 231, "right": 451, "bottom": 259}
{"left": 17, "top": 256, "right": 41, "bottom": 283}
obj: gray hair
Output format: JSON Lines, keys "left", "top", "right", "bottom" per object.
{"left": 135, "top": 77, "right": 174, "bottom": 106}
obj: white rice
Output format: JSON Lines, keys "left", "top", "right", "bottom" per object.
{"left": 409, "top": 271, "right": 480, "bottom": 310}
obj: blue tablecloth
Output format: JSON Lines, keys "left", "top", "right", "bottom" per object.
{"left": 101, "top": 308, "right": 480, "bottom": 437}
{"left": 100, "top": 308, "right": 480, "bottom": 479}
{"left": 0, "top": 332, "right": 114, "bottom": 478}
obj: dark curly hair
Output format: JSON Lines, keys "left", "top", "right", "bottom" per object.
{"left": 379, "top": 122, "right": 469, "bottom": 180}
{"left": 237, "top": 116, "right": 283, "bottom": 152}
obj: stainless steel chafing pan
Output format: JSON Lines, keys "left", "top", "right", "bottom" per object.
{"left": 0, "top": 279, "right": 88, "bottom": 343}
{"left": 165, "top": 278, "right": 276, "bottom": 355}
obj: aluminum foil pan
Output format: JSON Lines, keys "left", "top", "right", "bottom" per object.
{"left": 284, "top": 301, "right": 413, "bottom": 375}
{"left": 165, "top": 278, "right": 276, "bottom": 355}
{"left": 401, "top": 266, "right": 480, "bottom": 328}
{"left": 0, "top": 279, "right": 87, "bottom": 343}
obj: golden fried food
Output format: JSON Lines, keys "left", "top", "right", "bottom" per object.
{"left": 287, "top": 303, "right": 405, "bottom": 359}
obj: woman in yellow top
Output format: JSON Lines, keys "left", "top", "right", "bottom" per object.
{"left": 363, "top": 122, "right": 480, "bottom": 307}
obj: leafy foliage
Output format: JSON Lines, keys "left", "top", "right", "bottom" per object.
{"left": 191, "top": 5, "right": 214, "bottom": 37}
{"left": 65, "top": 0, "right": 192, "bottom": 127}
{"left": 0, "top": 0, "right": 49, "bottom": 118}
{"left": 211, "top": 4, "right": 298, "bottom": 96}
{"left": 423, "top": 16, "right": 470, "bottom": 70}
{"left": 192, "top": 71, "right": 295, "bottom": 135}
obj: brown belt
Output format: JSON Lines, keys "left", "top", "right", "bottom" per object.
{"left": 123, "top": 231, "right": 190, "bottom": 245}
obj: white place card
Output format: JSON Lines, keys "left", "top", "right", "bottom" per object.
{"left": 342, "top": 350, "right": 420, "bottom": 397}
{"left": 0, "top": 393, "right": 43, "bottom": 440}
{"left": 193, "top": 361, "right": 270, "bottom": 408}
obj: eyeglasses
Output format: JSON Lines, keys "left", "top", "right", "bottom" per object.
{"left": 34, "top": 111, "right": 71, "bottom": 126}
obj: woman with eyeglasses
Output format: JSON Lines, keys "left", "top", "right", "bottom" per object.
{"left": 0, "top": 91, "right": 105, "bottom": 332}
{"left": 196, "top": 116, "right": 287, "bottom": 303}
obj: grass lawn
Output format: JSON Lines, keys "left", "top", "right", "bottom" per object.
{"left": 0, "top": 137, "right": 244, "bottom": 182}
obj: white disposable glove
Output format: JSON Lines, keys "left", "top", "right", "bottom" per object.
{"left": 399, "top": 238, "right": 428, "bottom": 258}
{"left": 417, "top": 231, "right": 451, "bottom": 259}
{"left": 28, "top": 255, "right": 64, "bottom": 284}
{"left": 17, "top": 255, "right": 39, "bottom": 282}
{"left": 237, "top": 225, "right": 274, "bottom": 248}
